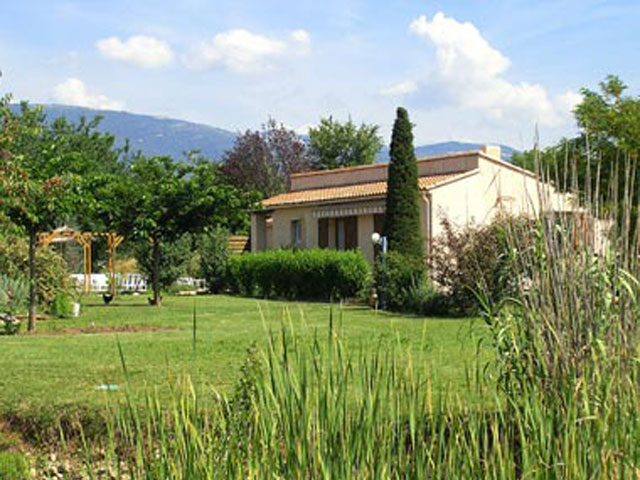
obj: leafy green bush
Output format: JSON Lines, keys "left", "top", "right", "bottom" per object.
{"left": 0, "top": 236, "right": 70, "bottom": 309}
{"left": 50, "top": 291, "right": 73, "bottom": 318}
{"left": 375, "top": 251, "right": 441, "bottom": 314}
{"left": 0, "top": 452, "right": 28, "bottom": 480}
{"left": 199, "top": 227, "right": 230, "bottom": 294}
{"left": 225, "top": 249, "right": 371, "bottom": 300}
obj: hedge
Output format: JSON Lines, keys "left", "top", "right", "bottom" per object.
{"left": 225, "top": 249, "right": 371, "bottom": 300}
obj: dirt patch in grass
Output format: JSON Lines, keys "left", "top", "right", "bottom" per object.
{"left": 28, "top": 325, "right": 181, "bottom": 336}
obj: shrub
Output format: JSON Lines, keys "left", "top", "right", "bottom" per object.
{"left": 50, "top": 291, "right": 73, "bottom": 318}
{"left": 429, "top": 216, "right": 534, "bottom": 315}
{"left": 375, "top": 251, "right": 441, "bottom": 314}
{"left": 0, "top": 274, "right": 28, "bottom": 316}
{"left": 225, "top": 249, "right": 371, "bottom": 300}
{"left": 0, "top": 275, "right": 28, "bottom": 335}
{"left": 0, "top": 236, "right": 70, "bottom": 309}
{"left": 199, "top": 227, "right": 230, "bottom": 294}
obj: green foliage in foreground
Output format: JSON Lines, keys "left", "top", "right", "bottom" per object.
{"left": 88, "top": 320, "right": 640, "bottom": 479}
{"left": 226, "top": 249, "right": 372, "bottom": 300}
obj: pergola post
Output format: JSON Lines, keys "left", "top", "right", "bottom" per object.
{"left": 74, "top": 233, "right": 93, "bottom": 294}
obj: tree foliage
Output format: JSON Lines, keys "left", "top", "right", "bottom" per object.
{"left": 308, "top": 116, "right": 383, "bottom": 170}
{"left": 0, "top": 100, "right": 116, "bottom": 329}
{"left": 512, "top": 75, "right": 640, "bottom": 220}
{"left": 384, "top": 107, "right": 423, "bottom": 259}
{"left": 219, "top": 119, "right": 310, "bottom": 198}
{"left": 100, "top": 155, "right": 255, "bottom": 304}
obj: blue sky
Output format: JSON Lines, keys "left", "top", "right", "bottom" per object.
{"left": 1, "top": 0, "right": 638, "bottom": 149}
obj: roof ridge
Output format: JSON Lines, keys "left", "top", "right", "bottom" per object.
{"left": 290, "top": 150, "right": 481, "bottom": 179}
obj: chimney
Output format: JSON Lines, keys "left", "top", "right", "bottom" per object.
{"left": 482, "top": 145, "right": 502, "bottom": 161}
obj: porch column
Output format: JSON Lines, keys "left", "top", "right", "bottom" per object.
{"left": 304, "top": 212, "right": 318, "bottom": 249}
{"left": 357, "top": 214, "right": 375, "bottom": 265}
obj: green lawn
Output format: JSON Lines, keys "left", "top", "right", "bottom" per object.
{"left": 0, "top": 295, "right": 489, "bottom": 411}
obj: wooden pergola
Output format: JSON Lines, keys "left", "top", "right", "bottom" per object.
{"left": 39, "top": 226, "right": 124, "bottom": 295}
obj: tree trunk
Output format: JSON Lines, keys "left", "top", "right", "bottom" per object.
{"left": 152, "top": 237, "right": 162, "bottom": 307}
{"left": 28, "top": 229, "right": 38, "bottom": 331}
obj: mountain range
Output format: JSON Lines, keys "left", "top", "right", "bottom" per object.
{"left": 10, "top": 104, "right": 515, "bottom": 162}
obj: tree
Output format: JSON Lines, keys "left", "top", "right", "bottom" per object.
{"left": 0, "top": 101, "right": 79, "bottom": 331}
{"left": 134, "top": 235, "right": 191, "bottom": 295}
{"left": 308, "top": 116, "right": 383, "bottom": 170}
{"left": 512, "top": 75, "right": 640, "bottom": 212}
{"left": 102, "top": 155, "right": 254, "bottom": 305}
{"left": 219, "top": 119, "right": 310, "bottom": 198}
{"left": 384, "top": 107, "right": 423, "bottom": 258}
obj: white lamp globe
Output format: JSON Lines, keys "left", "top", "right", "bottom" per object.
{"left": 371, "top": 232, "right": 381, "bottom": 244}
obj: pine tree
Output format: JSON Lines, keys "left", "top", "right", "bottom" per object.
{"left": 384, "top": 107, "right": 423, "bottom": 258}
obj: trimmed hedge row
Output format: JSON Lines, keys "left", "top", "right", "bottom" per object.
{"left": 226, "top": 249, "right": 371, "bottom": 300}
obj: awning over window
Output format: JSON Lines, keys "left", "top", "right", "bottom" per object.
{"left": 313, "top": 204, "right": 385, "bottom": 218}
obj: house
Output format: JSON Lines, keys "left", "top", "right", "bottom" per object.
{"left": 251, "top": 146, "right": 575, "bottom": 264}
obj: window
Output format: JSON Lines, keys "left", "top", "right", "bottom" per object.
{"left": 335, "top": 216, "right": 358, "bottom": 250}
{"left": 291, "top": 219, "right": 302, "bottom": 247}
{"left": 318, "top": 218, "right": 329, "bottom": 248}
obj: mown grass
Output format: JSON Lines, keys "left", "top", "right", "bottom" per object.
{"left": 0, "top": 295, "right": 487, "bottom": 413}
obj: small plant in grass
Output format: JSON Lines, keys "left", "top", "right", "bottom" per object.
{"left": 50, "top": 291, "right": 74, "bottom": 318}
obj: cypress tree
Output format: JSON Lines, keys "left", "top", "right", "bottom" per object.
{"left": 384, "top": 107, "right": 423, "bottom": 258}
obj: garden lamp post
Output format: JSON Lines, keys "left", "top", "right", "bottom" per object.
{"left": 371, "top": 232, "right": 388, "bottom": 309}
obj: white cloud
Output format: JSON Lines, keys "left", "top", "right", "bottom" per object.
{"left": 184, "top": 28, "right": 311, "bottom": 73}
{"left": 53, "top": 78, "right": 125, "bottom": 110}
{"left": 96, "top": 35, "right": 174, "bottom": 69}
{"left": 379, "top": 80, "right": 418, "bottom": 97}
{"left": 408, "top": 12, "right": 577, "bottom": 127}
{"left": 290, "top": 29, "right": 312, "bottom": 55}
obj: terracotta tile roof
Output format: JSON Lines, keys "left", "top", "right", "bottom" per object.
{"left": 262, "top": 172, "right": 471, "bottom": 208}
